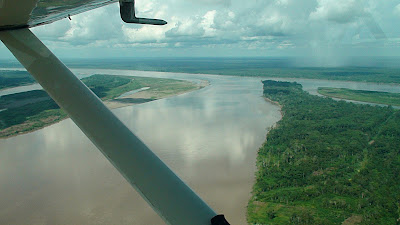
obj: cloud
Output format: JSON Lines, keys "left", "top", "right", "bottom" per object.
{"left": 394, "top": 4, "right": 400, "bottom": 17}
{"left": 12, "top": 0, "right": 397, "bottom": 59}
{"left": 33, "top": 4, "right": 122, "bottom": 46}
{"left": 123, "top": 24, "right": 168, "bottom": 43}
{"left": 165, "top": 16, "right": 206, "bottom": 39}
{"left": 31, "top": 19, "right": 71, "bottom": 41}
{"left": 309, "top": 0, "right": 367, "bottom": 24}
{"left": 194, "top": 0, "right": 231, "bottom": 7}
{"left": 246, "top": 11, "right": 292, "bottom": 37}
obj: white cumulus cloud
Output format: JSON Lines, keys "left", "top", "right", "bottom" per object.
{"left": 10, "top": 0, "right": 398, "bottom": 58}
{"left": 394, "top": 4, "right": 400, "bottom": 17}
{"left": 309, "top": 0, "right": 367, "bottom": 24}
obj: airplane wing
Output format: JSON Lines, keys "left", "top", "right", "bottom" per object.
{"left": 0, "top": 0, "right": 166, "bottom": 30}
{"left": 0, "top": 0, "right": 117, "bottom": 30}
{"left": 0, "top": 1, "right": 227, "bottom": 225}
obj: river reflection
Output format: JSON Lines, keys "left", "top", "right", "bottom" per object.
{"left": 0, "top": 73, "right": 281, "bottom": 224}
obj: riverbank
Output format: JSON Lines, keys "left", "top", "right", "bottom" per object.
{"left": 248, "top": 80, "right": 400, "bottom": 224}
{"left": 0, "top": 75, "right": 207, "bottom": 138}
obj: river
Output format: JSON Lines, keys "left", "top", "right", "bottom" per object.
{"left": 1, "top": 69, "right": 400, "bottom": 225}
{"left": 0, "top": 70, "right": 282, "bottom": 225}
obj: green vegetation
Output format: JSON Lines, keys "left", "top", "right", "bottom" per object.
{"left": 83, "top": 74, "right": 199, "bottom": 101}
{"left": 3, "top": 58, "right": 400, "bottom": 84}
{"left": 0, "top": 70, "right": 35, "bottom": 90}
{"left": 83, "top": 74, "right": 137, "bottom": 100}
{"left": 0, "top": 74, "right": 199, "bottom": 138}
{"left": 4, "top": 59, "right": 400, "bottom": 85}
{"left": 189, "top": 67, "right": 400, "bottom": 85}
{"left": 248, "top": 80, "right": 400, "bottom": 225}
{"left": 318, "top": 87, "right": 400, "bottom": 106}
{"left": 0, "top": 90, "right": 49, "bottom": 107}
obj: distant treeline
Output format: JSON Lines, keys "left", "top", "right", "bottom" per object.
{"left": 0, "top": 70, "right": 35, "bottom": 90}
{"left": 2, "top": 58, "right": 400, "bottom": 84}
{"left": 248, "top": 80, "right": 400, "bottom": 224}
{"left": 3, "top": 59, "right": 400, "bottom": 85}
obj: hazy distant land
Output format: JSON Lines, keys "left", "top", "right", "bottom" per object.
{"left": 54, "top": 57, "right": 400, "bottom": 85}
{"left": 0, "top": 74, "right": 204, "bottom": 138}
{"left": 2, "top": 58, "right": 400, "bottom": 86}
{"left": 0, "top": 57, "right": 400, "bottom": 89}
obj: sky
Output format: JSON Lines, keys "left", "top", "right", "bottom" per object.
{"left": 1, "top": 0, "right": 400, "bottom": 62}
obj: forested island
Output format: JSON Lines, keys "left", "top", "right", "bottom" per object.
{"left": 248, "top": 80, "right": 400, "bottom": 224}
{"left": 318, "top": 87, "right": 400, "bottom": 107}
{"left": 0, "top": 74, "right": 202, "bottom": 138}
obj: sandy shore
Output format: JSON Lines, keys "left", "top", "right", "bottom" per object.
{"left": 105, "top": 80, "right": 209, "bottom": 109}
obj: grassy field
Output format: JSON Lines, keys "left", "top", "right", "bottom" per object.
{"left": 318, "top": 87, "right": 400, "bottom": 106}
{"left": 0, "top": 74, "right": 200, "bottom": 138}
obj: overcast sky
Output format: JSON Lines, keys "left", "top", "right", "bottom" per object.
{"left": 1, "top": 0, "right": 400, "bottom": 61}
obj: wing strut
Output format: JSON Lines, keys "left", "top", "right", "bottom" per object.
{"left": 0, "top": 28, "right": 225, "bottom": 225}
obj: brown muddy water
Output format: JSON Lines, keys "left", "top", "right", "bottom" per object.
{"left": 0, "top": 70, "right": 282, "bottom": 224}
